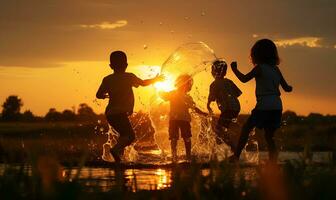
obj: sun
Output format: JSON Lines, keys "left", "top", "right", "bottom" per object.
{"left": 154, "top": 73, "right": 175, "bottom": 92}
{"left": 135, "top": 65, "right": 176, "bottom": 92}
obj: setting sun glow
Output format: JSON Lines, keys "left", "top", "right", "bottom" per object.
{"left": 154, "top": 73, "right": 176, "bottom": 92}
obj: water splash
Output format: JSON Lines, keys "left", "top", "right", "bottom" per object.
{"left": 101, "top": 125, "right": 119, "bottom": 162}
{"left": 240, "top": 129, "right": 259, "bottom": 164}
{"left": 191, "top": 114, "right": 233, "bottom": 162}
{"left": 100, "top": 42, "right": 259, "bottom": 164}
{"left": 123, "top": 145, "right": 139, "bottom": 162}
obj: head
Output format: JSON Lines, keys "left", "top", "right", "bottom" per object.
{"left": 175, "top": 74, "right": 193, "bottom": 93}
{"left": 250, "top": 39, "right": 280, "bottom": 66}
{"left": 109, "top": 51, "right": 128, "bottom": 72}
{"left": 211, "top": 60, "right": 227, "bottom": 79}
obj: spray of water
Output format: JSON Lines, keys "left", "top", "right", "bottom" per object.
{"left": 101, "top": 125, "right": 119, "bottom": 162}
{"left": 101, "top": 42, "right": 259, "bottom": 164}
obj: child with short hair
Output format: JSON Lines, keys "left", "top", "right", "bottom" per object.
{"left": 207, "top": 60, "right": 242, "bottom": 148}
{"left": 160, "top": 74, "right": 207, "bottom": 161}
{"left": 96, "top": 51, "right": 164, "bottom": 162}
{"left": 230, "top": 39, "right": 293, "bottom": 162}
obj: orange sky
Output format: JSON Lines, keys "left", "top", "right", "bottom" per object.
{"left": 0, "top": 0, "right": 335, "bottom": 116}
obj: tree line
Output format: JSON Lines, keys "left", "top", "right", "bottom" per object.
{"left": 0, "top": 95, "right": 99, "bottom": 122}
{"left": 1, "top": 95, "right": 336, "bottom": 123}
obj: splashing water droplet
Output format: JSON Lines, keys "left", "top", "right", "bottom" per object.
{"left": 149, "top": 42, "right": 230, "bottom": 162}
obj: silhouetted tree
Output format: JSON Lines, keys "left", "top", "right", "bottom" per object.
{"left": 61, "top": 109, "right": 76, "bottom": 121}
{"left": 21, "top": 110, "right": 35, "bottom": 121}
{"left": 77, "top": 103, "right": 97, "bottom": 121}
{"left": 45, "top": 108, "right": 62, "bottom": 121}
{"left": 1, "top": 95, "right": 23, "bottom": 121}
{"left": 307, "top": 113, "right": 324, "bottom": 123}
{"left": 282, "top": 110, "right": 298, "bottom": 123}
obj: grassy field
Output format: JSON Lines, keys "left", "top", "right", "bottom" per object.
{"left": 0, "top": 121, "right": 335, "bottom": 199}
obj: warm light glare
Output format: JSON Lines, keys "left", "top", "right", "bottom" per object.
{"left": 154, "top": 74, "right": 176, "bottom": 92}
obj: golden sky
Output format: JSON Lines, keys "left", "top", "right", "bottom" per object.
{"left": 0, "top": 0, "right": 335, "bottom": 116}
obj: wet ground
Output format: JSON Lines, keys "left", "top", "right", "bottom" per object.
{"left": 1, "top": 151, "right": 332, "bottom": 191}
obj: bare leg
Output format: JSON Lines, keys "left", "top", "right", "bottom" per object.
{"left": 107, "top": 113, "right": 135, "bottom": 163}
{"left": 183, "top": 137, "right": 191, "bottom": 160}
{"left": 234, "top": 119, "right": 255, "bottom": 158}
{"left": 264, "top": 128, "right": 278, "bottom": 162}
{"left": 171, "top": 139, "right": 178, "bottom": 162}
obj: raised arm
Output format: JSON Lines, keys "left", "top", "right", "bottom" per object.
{"left": 277, "top": 68, "right": 293, "bottom": 92}
{"left": 230, "top": 62, "right": 259, "bottom": 83}
{"left": 137, "top": 74, "right": 165, "bottom": 86}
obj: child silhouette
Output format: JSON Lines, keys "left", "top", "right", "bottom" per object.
{"left": 207, "top": 60, "right": 242, "bottom": 149}
{"left": 160, "top": 74, "right": 207, "bottom": 161}
{"left": 230, "top": 39, "right": 293, "bottom": 162}
{"left": 96, "top": 51, "right": 164, "bottom": 162}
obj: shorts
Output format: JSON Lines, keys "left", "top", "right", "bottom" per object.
{"left": 218, "top": 110, "right": 240, "bottom": 128}
{"left": 169, "top": 120, "right": 191, "bottom": 140}
{"left": 247, "top": 109, "right": 282, "bottom": 129}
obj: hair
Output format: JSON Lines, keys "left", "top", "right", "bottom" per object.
{"left": 110, "top": 51, "right": 127, "bottom": 71}
{"left": 211, "top": 60, "right": 227, "bottom": 78}
{"left": 175, "top": 74, "right": 193, "bottom": 92}
{"left": 250, "top": 39, "right": 280, "bottom": 66}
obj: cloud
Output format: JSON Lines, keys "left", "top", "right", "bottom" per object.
{"left": 80, "top": 20, "right": 127, "bottom": 30}
{"left": 275, "top": 37, "right": 323, "bottom": 48}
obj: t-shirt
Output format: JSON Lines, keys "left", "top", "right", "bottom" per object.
{"left": 161, "top": 90, "right": 195, "bottom": 122}
{"left": 208, "top": 78, "right": 242, "bottom": 111}
{"left": 255, "top": 64, "right": 282, "bottom": 110}
{"left": 98, "top": 72, "right": 143, "bottom": 115}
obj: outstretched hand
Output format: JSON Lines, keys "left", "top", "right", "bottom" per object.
{"left": 230, "top": 61, "right": 238, "bottom": 70}
{"left": 154, "top": 74, "right": 165, "bottom": 82}
{"left": 286, "top": 85, "right": 293, "bottom": 92}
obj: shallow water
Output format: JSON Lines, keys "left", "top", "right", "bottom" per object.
{"left": 1, "top": 151, "right": 332, "bottom": 191}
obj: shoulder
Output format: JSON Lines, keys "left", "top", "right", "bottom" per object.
{"left": 223, "top": 78, "right": 234, "bottom": 85}
{"left": 124, "top": 72, "right": 136, "bottom": 77}
{"left": 252, "top": 65, "right": 262, "bottom": 76}
{"left": 223, "top": 78, "right": 232, "bottom": 83}
{"left": 122, "top": 72, "right": 141, "bottom": 81}
{"left": 224, "top": 78, "right": 234, "bottom": 84}
{"left": 102, "top": 74, "right": 113, "bottom": 82}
